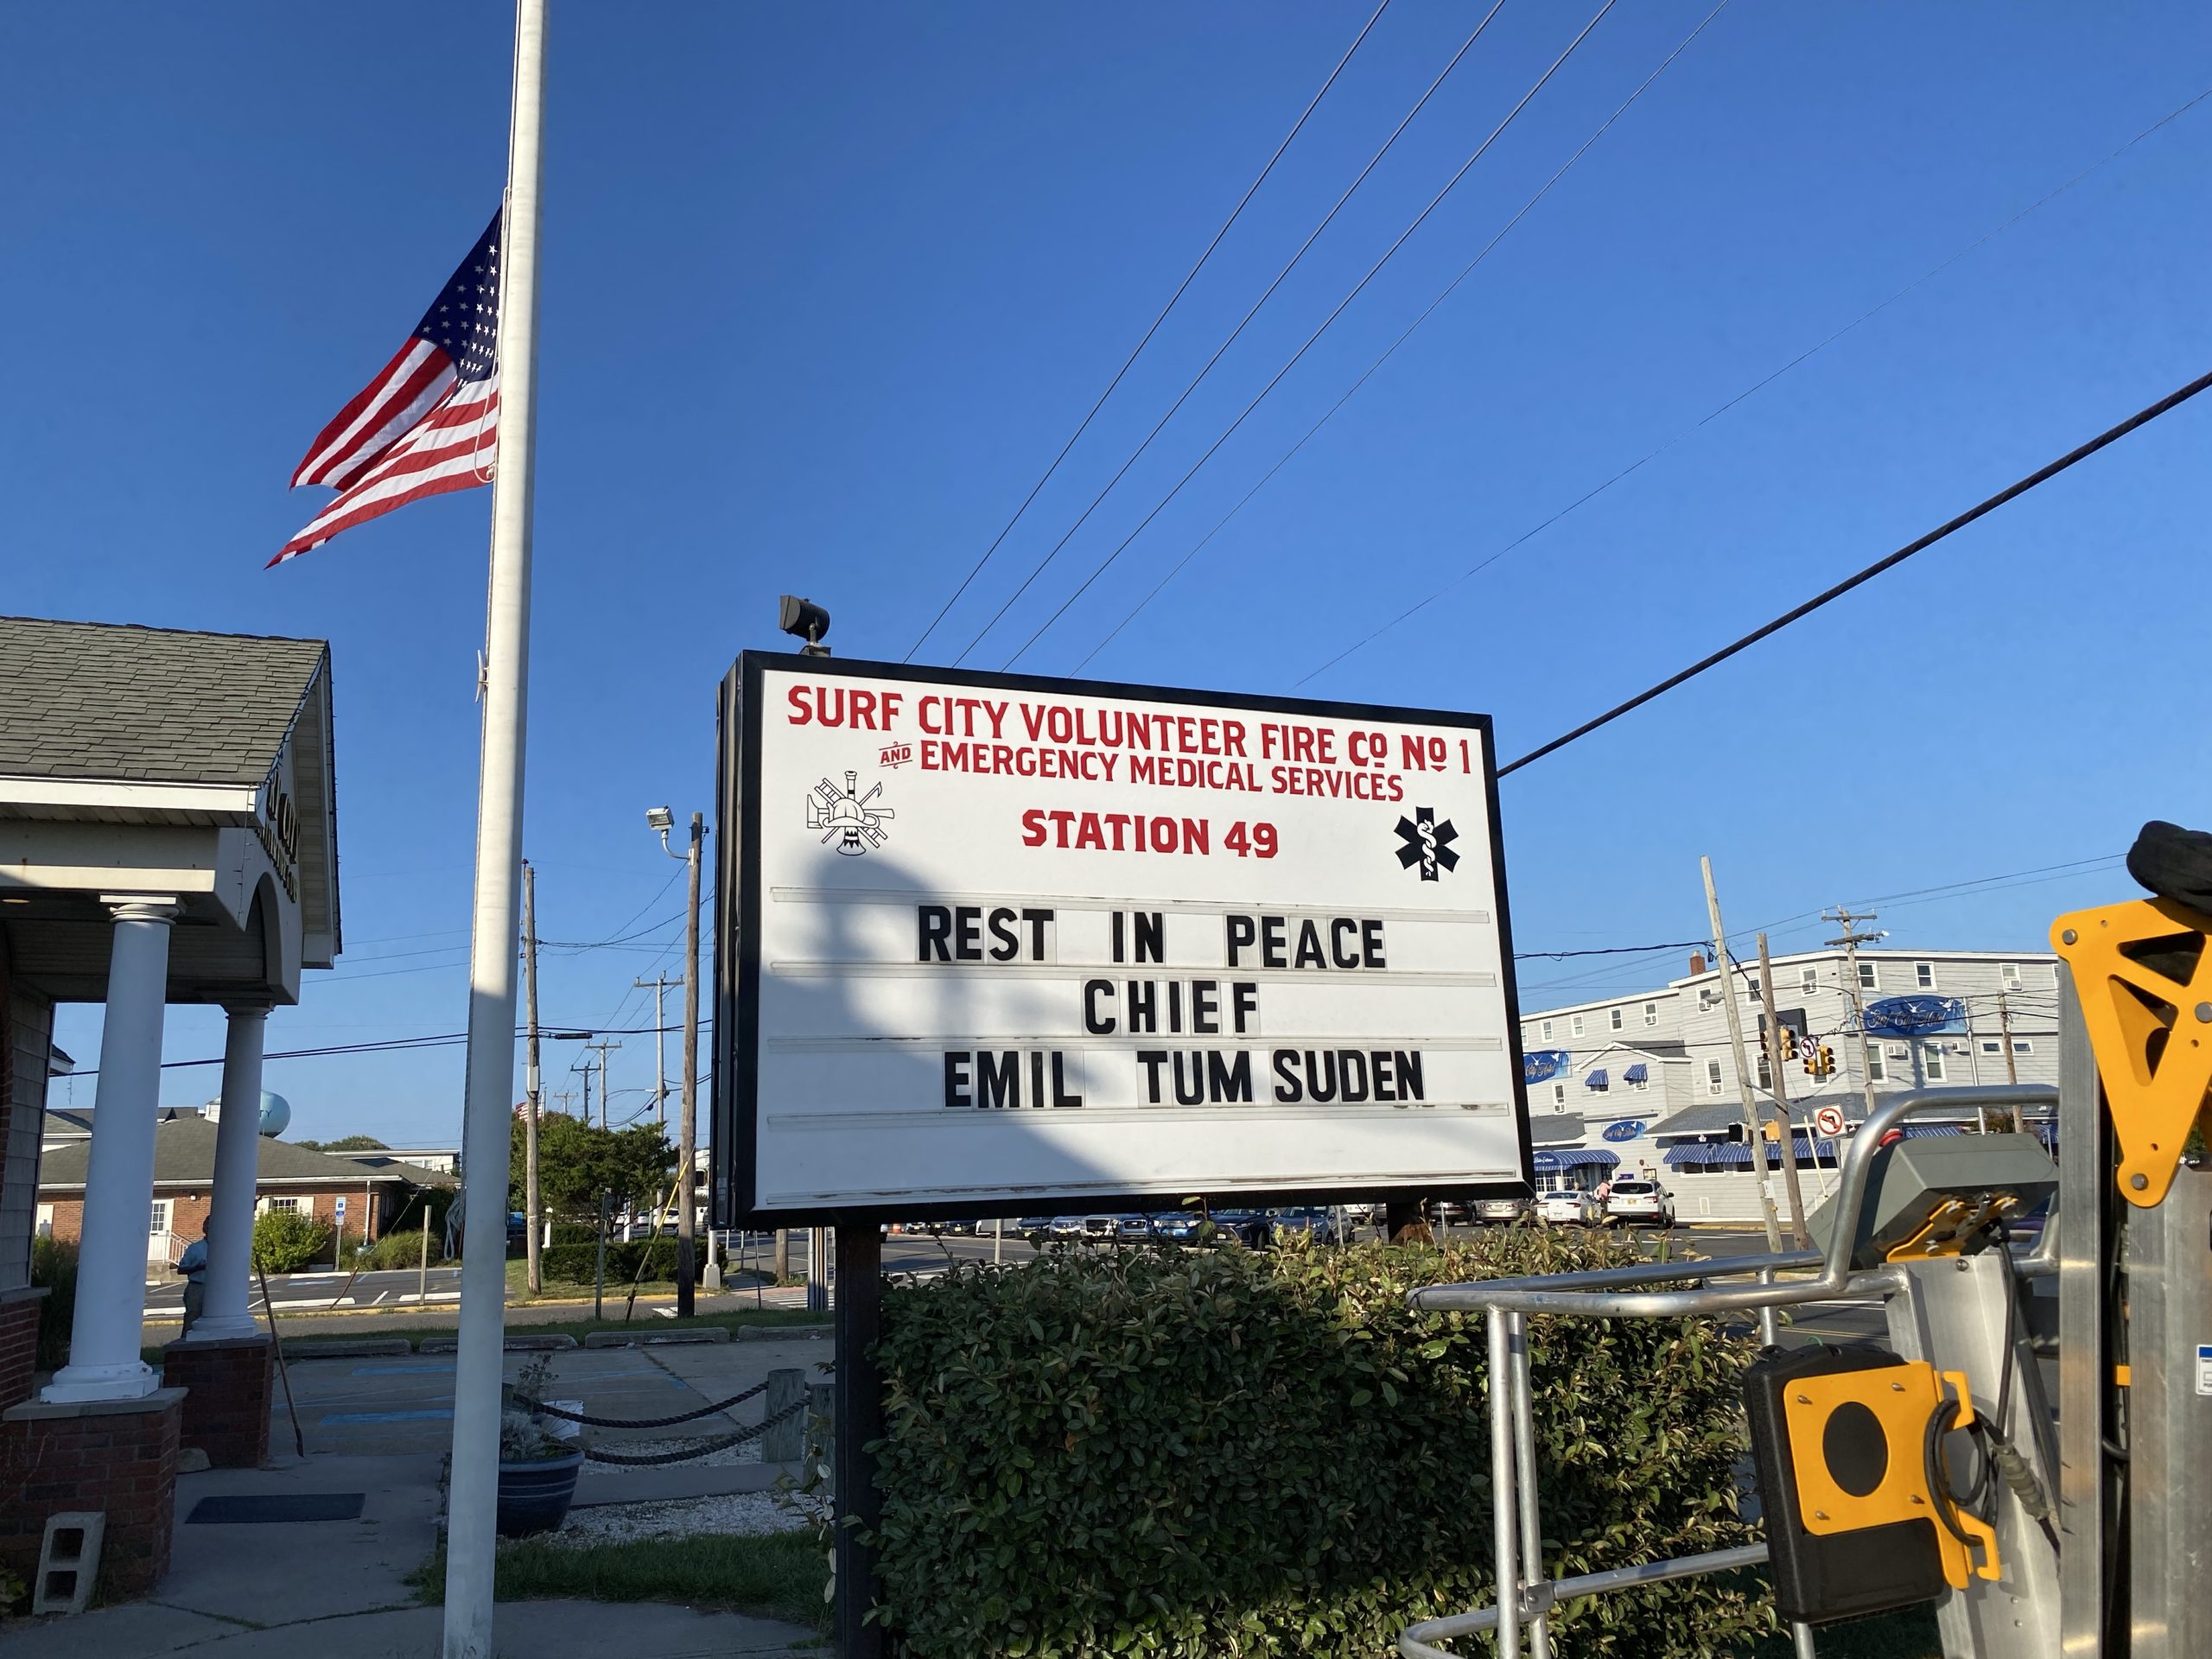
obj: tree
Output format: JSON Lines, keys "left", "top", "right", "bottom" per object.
{"left": 253, "top": 1210, "right": 331, "bottom": 1273}
{"left": 512, "top": 1113, "right": 674, "bottom": 1220}
{"left": 296, "top": 1135, "right": 389, "bottom": 1152}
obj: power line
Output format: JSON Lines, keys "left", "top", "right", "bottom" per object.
{"left": 1497, "top": 364, "right": 2212, "bottom": 777}
{"left": 999, "top": 0, "right": 1624, "bottom": 669}
{"left": 944, "top": 0, "right": 1510, "bottom": 667}
{"left": 1291, "top": 81, "right": 2212, "bottom": 687}
{"left": 1515, "top": 938, "right": 1709, "bottom": 961}
{"left": 901, "top": 0, "right": 1395, "bottom": 660}
{"left": 1077, "top": 0, "right": 1735, "bottom": 673}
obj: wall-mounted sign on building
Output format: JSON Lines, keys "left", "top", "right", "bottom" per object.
{"left": 714, "top": 654, "right": 1532, "bottom": 1224}
{"left": 1861, "top": 995, "right": 1969, "bottom": 1037}
{"left": 1602, "top": 1119, "right": 1648, "bottom": 1142}
{"left": 1522, "top": 1049, "right": 1572, "bottom": 1084}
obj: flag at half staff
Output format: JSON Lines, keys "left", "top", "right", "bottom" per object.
{"left": 272, "top": 212, "right": 503, "bottom": 567}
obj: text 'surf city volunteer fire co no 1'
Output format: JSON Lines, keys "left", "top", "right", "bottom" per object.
{"left": 719, "top": 655, "right": 1533, "bottom": 1223}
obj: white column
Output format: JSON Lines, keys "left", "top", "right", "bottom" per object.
{"left": 46, "top": 897, "right": 177, "bottom": 1402}
{"left": 188, "top": 1003, "right": 269, "bottom": 1343}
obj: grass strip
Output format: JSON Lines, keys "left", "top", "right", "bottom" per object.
{"left": 410, "top": 1531, "right": 829, "bottom": 1631}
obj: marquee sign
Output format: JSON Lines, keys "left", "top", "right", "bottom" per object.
{"left": 713, "top": 653, "right": 1532, "bottom": 1224}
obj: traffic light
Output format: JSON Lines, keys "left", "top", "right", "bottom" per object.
{"left": 1802, "top": 1046, "right": 1820, "bottom": 1077}
{"left": 1818, "top": 1045, "right": 1836, "bottom": 1078}
{"left": 1762, "top": 1119, "right": 1783, "bottom": 1145}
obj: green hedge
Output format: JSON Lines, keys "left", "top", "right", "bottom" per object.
{"left": 346, "top": 1229, "right": 448, "bottom": 1271}
{"left": 252, "top": 1209, "right": 331, "bottom": 1274}
{"left": 539, "top": 1237, "right": 682, "bottom": 1285}
{"left": 867, "top": 1232, "right": 1769, "bottom": 1658}
{"left": 29, "top": 1236, "right": 76, "bottom": 1371}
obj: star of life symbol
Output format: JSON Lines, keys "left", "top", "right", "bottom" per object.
{"left": 806, "top": 771, "right": 895, "bottom": 856}
{"left": 1393, "top": 807, "right": 1459, "bottom": 881}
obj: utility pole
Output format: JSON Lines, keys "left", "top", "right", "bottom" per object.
{"left": 586, "top": 1039, "right": 622, "bottom": 1129}
{"left": 1755, "top": 931, "right": 1810, "bottom": 1249}
{"left": 1999, "top": 990, "right": 2019, "bottom": 1084}
{"left": 634, "top": 975, "right": 677, "bottom": 1127}
{"left": 571, "top": 1056, "right": 596, "bottom": 1128}
{"left": 1702, "top": 857, "right": 1783, "bottom": 1255}
{"left": 677, "top": 811, "right": 703, "bottom": 1318}
{"left": 522, "top": 862, "right": 543, "bottom": 1294}
{"left": 1824, "top": 907, "right": 1887, "bottom": 1131}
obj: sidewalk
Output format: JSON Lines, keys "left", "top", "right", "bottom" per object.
{"left": 0, "top": 1454, "right": 817, "bottom": 1659}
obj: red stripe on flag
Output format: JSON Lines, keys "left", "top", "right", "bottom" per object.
{"left": 291, "top": 340, "right": 453, "bottom": 487}
{"left": 271, "top": 378, "right": 499, "bottom": 564}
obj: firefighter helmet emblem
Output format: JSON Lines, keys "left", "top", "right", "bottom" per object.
{"left": 806, "top": 772, "right": 895, "bottom": 856}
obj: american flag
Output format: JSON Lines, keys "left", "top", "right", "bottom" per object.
{"left": 272, "top": 213, "right": 503, "bottom": 567}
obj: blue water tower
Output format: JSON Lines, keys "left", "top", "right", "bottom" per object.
{"left": 258, "top": 1090, "right": 292, "bottom": 1138}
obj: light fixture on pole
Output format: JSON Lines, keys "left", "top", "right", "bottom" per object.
{"left": 778, "top": 594, "right": 831, "bottom": 657}
{"left": 646, "top": 802, "right": 706, "bottom": 1317}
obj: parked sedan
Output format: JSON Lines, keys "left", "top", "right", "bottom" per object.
{"left": 1536, "top": 1188, "right": 1604, "bottom": 1226}
{"left": 1603, "top": 1179, "right": 1675, "bottom": 1229}
{"left": 1149, "top": 1211, "right": 1204, "bottom": 1241}
{"left": 1472, "top": 1195, "right": 1529, "bottom": 1225}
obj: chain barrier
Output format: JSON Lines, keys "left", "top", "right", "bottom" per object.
{"left": 533, "top": 1377, "right": 768, "bottom": 1429}
{"left": 579, "top": 1397, "right": 810, "bottom": 1466}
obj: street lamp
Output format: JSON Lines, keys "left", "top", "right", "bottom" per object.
{"left": 645, "top": 803, "right": 706, "bottom": 1315}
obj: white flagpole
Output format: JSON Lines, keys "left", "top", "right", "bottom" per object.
{"left": 442, "top": 1, "right": 547, "bottom": 1655}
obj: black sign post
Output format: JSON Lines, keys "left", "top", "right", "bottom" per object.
{"left": 833, "top": 1221, "right": 885, "bottom": 1659}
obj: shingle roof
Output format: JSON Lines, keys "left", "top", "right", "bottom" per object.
{"left": 0, "top": 615, "right": 328, "bottom": 785}
{"left": 35, "top": 1115, "right": 454, "bottom": 1191}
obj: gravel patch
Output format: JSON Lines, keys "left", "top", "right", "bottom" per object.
{"left": 535, "top": 1491, "right": 806, "bottom": 1545}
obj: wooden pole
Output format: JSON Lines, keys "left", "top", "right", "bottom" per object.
{"left": 1756, "top": 932, "right": 1811, "bottom": 1248}
{"left": 1702, "top": 858, "right": 1784, "bottom": 1253}
{"left": 677, "top": 813, "right": 703, "bottom": 1316}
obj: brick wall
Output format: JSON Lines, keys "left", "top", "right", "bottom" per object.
{"left": 0, "top": 1288, "right": 42, "bottom": 1412}
{"left": 162, "top": 1336, "right": 271, "bottom": 1469}
{"left": 40, "top": 1187, "right": 391, "bottom": 1257}
{"left": 0, "top": 1389, "right": 183, "bottom": 1602}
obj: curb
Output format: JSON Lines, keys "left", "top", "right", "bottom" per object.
{"left": 416, "top": 1334, "right": 578, "bottom": 1354}
{"left": 278, "top": 1338, "right": 415, "bottom": 1359}
{"left": 581, "top": 1327, "right": 731, "bottom": 1349}
{"left": 737, "top": 1323, "right": 832, "bottom": 1341}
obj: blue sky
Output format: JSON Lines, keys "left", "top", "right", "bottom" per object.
{"left": 7, "top": 3, "right": 2208, "bottom": 1145}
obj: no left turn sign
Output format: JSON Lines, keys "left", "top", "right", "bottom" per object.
{"left": 1813, "top": 1105, "right": 1847, "bottom": 1138}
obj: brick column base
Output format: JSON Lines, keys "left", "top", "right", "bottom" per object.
{"left": 162, "top": 1335, "right": 274, "bottom": 1469}
{"left": 0, "top": 1288, "right": 48, "bottom": 1413}
{"left": 0, "top": 1389, "right": 184, "bottom": 1602}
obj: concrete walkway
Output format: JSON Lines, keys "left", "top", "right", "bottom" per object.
{"left": 0, "top": 1453, "right": 818, "bottom": 1659}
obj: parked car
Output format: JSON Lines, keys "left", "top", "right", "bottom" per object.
{"left": 1047, "top": 1215, "right": 1088, "bottom": 1238}
{"left": 1537, "top": 1188, "right": 1604, "bottom": 1226}
{"left": 1270, "top": 1207, "right": 1336, "bottom": 1243}
{"left": 1115, "top": 1214, "right": 1153, "bottom": 1241}
{"left": 1149, "top": 1211, "right": 1203, "bottom": 1241}
{"left": 1603, "top": 1179, "right": 1675, "bottom": 1229}
{"left": 1473, "top": 1195, "right": 1529, "bottom": 1225}
{"left": 1017, "top": 1217, "right": 1056, "bottom": 1242}
{"left": 1210, "top": 1209, "right": 1273, "bottom": 1247}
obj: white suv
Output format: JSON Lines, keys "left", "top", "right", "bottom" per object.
{"left": 1536, "top": 1188, "right": 1603, "bottom": 1226}
{"left": 1603, "top": 1179, "right": 1675, "bottom": 1229}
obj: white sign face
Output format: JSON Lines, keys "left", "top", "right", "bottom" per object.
{"left": 715, "top": 655, "right": 1531, "bottom": 1223}
{"left": 1813, "top": 1105, "right": 1847, "bottom": 1138}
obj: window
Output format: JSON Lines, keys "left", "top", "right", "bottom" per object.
{"left": 2000, "top": 963, "right": 2023, "bottom": 991}
{"left": 268, "top": 1196, "right": 301, "bottom": 1215}
{"left": 1915, "top": 963, "right": 1936, "bottom": 989}
{"left": 1553, "top": 1084, "right": 1567, "bottom": 1105}
{"left": 1858, "top": 962, "right": 1879, "bottom": 991}
{"left": 1756, "top": 1051, "right": 1773, "bottom": 1090}
{"left": 1632, "top": 1072, "right": 1649, "bottom": 1091}
{"left": 1541, "top": 1020, "right": 1554, "bottom": 1040}
{"left": 1700, "top": 987, "right": 1719, "bottom": 1010}
{"left": 1867, "top": 1047, "right": 1886, "bottom": 1083}
{"left": 1980, "top": 1039, "right": 2003, "bottom": 1055}
{"left": 1801, "top": 966, "right": 1818, "bottom": 994}
{"left": 1706, "top": 1060, "right": 1724, "bottom": 1096}
{"left": 150, "top": 1199, "right": 172, "bottom": 1235}
{"left": 1923, "top": 1046, "right": 1948, "bottom": 1084}
{"left": 1643, "top": 1001, "right": 1659, "bottom": 1027}
{"left": 2012, "top": 1040, "right": 2033, "bottom": 1056}
{"left": 1609, "top": 1007, "right": 1624, "bottom": 1032}
{"left": 1571, "top": 1015, "right": 1585, "bottom": 1037}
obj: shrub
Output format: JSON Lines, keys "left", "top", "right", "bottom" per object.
{"left": 867, "top": 1231, "right": 1769, "bottom": 1658}
{"left": 346, "top": 1228, "right": 447, "bottom": 1271}
{"left": 252, "top": 1209, "right": 332, "bottom": 1274}
{"left": 538, "top": 1237, "right": 681, "bottom": 1285}
{"left": 29, "top": 1236, "right": 76, "bottom": 1371}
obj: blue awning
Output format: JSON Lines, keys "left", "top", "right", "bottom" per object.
{"left": 1585, "top": 1069, "right": 1609, "bottom": 1090}
{"left": 1904, "top": 1123, "right": 1964, "bottom": 1138}
{"left": 1532, "top": 1147, "right": 1620, "bottom": 1172}
{"left": 1623, "top": 1063, "right": 1649, "bottom": 1084}
{"left": 1664, "top": 1135, "right": 1836, "bottom": 1168}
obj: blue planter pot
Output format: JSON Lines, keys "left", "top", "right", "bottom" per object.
{"left": 496, "top": 1446, "right": 585, "bottom": 1537}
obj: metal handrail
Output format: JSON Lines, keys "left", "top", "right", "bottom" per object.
{"left": 1408, "top": 1087, "right": 2059, "bottom": 1321}
{"left": 1399, "top": 1084, "right": 2061, "bottom": 1658}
